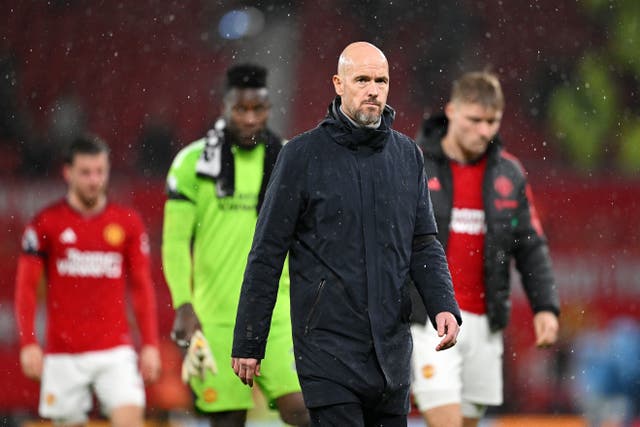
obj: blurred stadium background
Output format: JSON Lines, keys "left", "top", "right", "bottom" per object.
{"left": 1, "top": 1, "right": 638, "bottom": 426}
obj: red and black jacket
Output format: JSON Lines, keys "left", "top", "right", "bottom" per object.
{"left": 411, "top": 113, "right": 559, "bottom": 332}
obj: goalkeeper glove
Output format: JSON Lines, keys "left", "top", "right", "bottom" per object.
{"left": 181, "top": 330, "right": 218, "bottom": 383}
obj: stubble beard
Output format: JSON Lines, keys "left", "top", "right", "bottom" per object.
{"left": 236, "top": 131, "right": 263, "bottom": 149}
{"left": 354, "top": 109, "right": 381, "bottom": 126}
{"left": 75, "top": 187, "right": 105, "bottom": 210}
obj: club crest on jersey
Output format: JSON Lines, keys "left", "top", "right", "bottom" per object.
{"left": 494, "top": 175, "right": 514, "bottom": 197}
{"left": 422, "top": 364, "right": 435, "bottom": 379}
{"left": 45, "top": 392, "right": 56, "bottom": 406}
{"left": 203, "top": 387, "right": 218, "bottom": 403}
{"left": 104, "top": 223, "right": 125, "bottom": 246}
{"left": 59, "top": 227, "right": 77, "bottom": 244}
{"left": 22, "top": 227, "right": 40, "bottom": 253}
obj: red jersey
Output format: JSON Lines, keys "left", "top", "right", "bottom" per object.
{"left": 15, "top": 199, "right": 159, "bottom": 354}
{"left": 447, "top": 157, "right": 487, "bottom": 314}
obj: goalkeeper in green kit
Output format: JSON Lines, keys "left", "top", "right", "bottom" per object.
{"left": 162, "top": 64, "right": 309, "bottom": 427}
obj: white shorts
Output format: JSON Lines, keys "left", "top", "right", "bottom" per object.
{"left": 39, "top": 346, "right": 145, "bottom": 424}
{"left": 410, "top": 311, "right": 503, "bottom": 414}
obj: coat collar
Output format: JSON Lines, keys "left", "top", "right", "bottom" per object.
{"left": 320, "top": 96, "right": 395, "bottom": 151}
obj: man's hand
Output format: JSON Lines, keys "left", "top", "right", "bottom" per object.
{"left": 534, "top": 311, "right": 559, "bottom": 348}
{"left": 171, "top": 303, "right": 201, "bottom": 349}
{"left": 181, "top": 330, "right": 217, "bottom": 383}
{"left": 231, "top": 357, "right": 261, "bottom": 387}
{"left": 20, "top": 343, "right": 43, "bottom": 380}
{"left": 434, "top": 311, "right": 460, "bottom": 351}
{"left": 140, "top": 345, "right": 161, "bottom": 383}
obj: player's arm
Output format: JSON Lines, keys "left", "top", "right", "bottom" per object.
{"left": 162, "top": 192, "right": 200, "bottom": 347}
{"left": 513, "top": 179, "right": 560, "bottom": 347}
{"left": 126, "top": 214, "right": 161, "bottom": 382}
{"left": 162, "top": 196, "right": 195, "bottom": 310}
{"left": 162, "top": 149, "right": 203, "bottom": 347}
{"left": 14, "top": 252, "right": 45, "bottom": 380}
{"left": 410, "top": 146, "right": 461, "bottom": 348}
{"left": 162, "top": 152, "right": 217, "bottom": 381}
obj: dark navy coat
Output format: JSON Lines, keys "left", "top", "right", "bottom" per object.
{"left": 233, "top": 97, "right": 461, "bottom": 411}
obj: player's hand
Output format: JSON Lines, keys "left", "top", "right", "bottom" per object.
{"left": 171, "top": 303, "right": 202, "bottom": 349}
{"left": 231, "top": 357, "right": 261, "bottom": 387}
{"left": 140, "top": 345, "right": 161, "bottom": 383}
{"left": 181, "top": 330, "right": 218, "bottom": 383}
{"left": 534, "top": 311, "right": 559, "bottom": 348}
{"left": 20, "top": 343, "right": 43, "bottom": 380}
{"left": 435, "top": 311, "right": 459, "bottom": 351}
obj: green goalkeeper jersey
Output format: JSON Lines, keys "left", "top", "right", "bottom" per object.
{"left": 162, "top": 138, "right": 290, "bottom": 327}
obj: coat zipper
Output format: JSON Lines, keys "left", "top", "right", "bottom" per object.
{"left": 304, "top": 279, "right": 326, "bottom": 336}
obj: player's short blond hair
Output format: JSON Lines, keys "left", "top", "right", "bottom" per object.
{"left": 451, "top": 71, "right": 504, "bottom": 111}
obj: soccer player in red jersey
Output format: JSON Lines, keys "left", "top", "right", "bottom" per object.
{"left": 409, "top": 71, "right": 560, "bottom": 427}
{"left": 14, "top": 134, "right": 161, "bottom": 427}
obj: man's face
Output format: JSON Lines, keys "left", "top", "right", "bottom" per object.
{"left": 333, "top": 58, "right": 389, "bottom": 126}
{"left": 446, "top": 101, "right": 502, "bottom": 160}
{"left": 223, "top": 88, "right": 271, "bottom": 147}
{"left": 64, "top": 152, "right": 109, "bottom": 209}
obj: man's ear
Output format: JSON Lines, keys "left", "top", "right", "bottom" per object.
{"left": 444, "top": 102, "right": 455, "bottom": 120}
{"left": 332, "top": 74, "right": 344, "bottom": 96}
{"left": 62, "top": 164, "right": 71, "bottom": 184}
{"left": 221, "top": 89, "right": 236, "bottom": 118}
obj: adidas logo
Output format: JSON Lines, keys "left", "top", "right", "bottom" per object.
{"left": 59, "top": 228, "right": 77, "bottom": 244}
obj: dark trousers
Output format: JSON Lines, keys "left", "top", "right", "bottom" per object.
{"left": 309, "top": 402, "right": 407, "bottom": 427}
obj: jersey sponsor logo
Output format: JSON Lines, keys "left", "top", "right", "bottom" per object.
{"left": 60, "top": 227, "right": 77, "bottom": 244}
{"left": 103, "top": 223, "right": 125, "bottom": 246}
{"left": 494, "top": 199, "right": 519, "bottom": 210}
{"left": 56, "top": 248, "right": 123, "bottom": 278}
{"left": 450, "top": 208, "right": 486, "bottom": 235}
{"left": 218, "top": 192, "right": 257, "bottom": 211}
{"left": 427, "top": 177, "right": 442, "bottom": 191}
{"left": 494, "top": 175, "right": 514, "bottom": 197}
{"left": 21, "top": 227, "right": 40, "bottom": 253}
